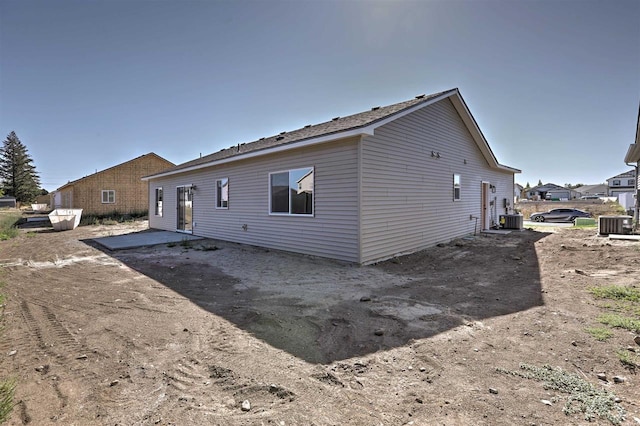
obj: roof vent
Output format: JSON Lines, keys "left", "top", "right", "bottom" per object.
{"left": 415, "top": 94, "right": 426, "bottom": 99}
{"left": 280, "top": 131, "right": 286, "bottom": 135}
{"left": 276, "top": 136, "right": 284, "bottom": 141}
{"left": 332, "top": 116, "right": 340, "bottom": 121}
{"left": 371, "top": 106, "right": 380, "bottom": 111}
{"left": 304, "top": 124, "right": 311, "bottom": 128}
{"left": 259, "top": 137, "right": 265, "bottom": 140}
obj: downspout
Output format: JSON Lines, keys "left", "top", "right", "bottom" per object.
{"left": 625, "top": 160, "right": 639, "bottom": 232}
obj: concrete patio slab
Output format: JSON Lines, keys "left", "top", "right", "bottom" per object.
{"left": 93, "top": 230, "right": 204, "bottom": 250}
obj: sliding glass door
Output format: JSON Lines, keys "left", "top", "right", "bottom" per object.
{"left": 177, "top": 186, "right": 193, "bottom": 233}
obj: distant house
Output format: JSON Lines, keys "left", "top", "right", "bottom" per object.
{"left": 623, "top": 103, "right": 640, "bottom": 223}
{"left": 514, "top": 183, "right": 523, "bottom": 202}
{"left": 573, "top": 183, "right": 609, "bottom": 197}
{"left": 525, "top": 183, "right": 565, "bottom": 200}
{"left": 606, "top": 170, "right": 637, "bottom": 197}
{"left": 0, "top": 196, "right": 16, "bottom": 208}
{"left": 52, "top": 153, "right": 174, "bottom": 216}
{"left": 143, "top": 88, "right": 520, "bottom": 264}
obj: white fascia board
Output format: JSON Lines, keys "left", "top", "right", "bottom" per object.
{"left": 625, "top": 143, "right": 640, "bottom": 164}
{"left": 362, "top": 89, "right": 458, "bottom": 130}
{"left": 142, "top": 127, "right": 373, "bottom": 180}
{"left": 447, "top": 92, "right": 505, "bottom": 170}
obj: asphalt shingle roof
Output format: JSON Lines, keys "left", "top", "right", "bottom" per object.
{"left": 162, "top": 89, "right": 456, "bottom": 174}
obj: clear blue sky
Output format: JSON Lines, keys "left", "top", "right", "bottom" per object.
{"left": 1, "top": 0, "right": 639, "bottom": 191}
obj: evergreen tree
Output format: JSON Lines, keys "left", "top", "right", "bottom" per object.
{"left": 537, "top": 179, "right": 543, "bottom": 186}
{"left": 0, "top": 132, "right": 41, "bottom": 203}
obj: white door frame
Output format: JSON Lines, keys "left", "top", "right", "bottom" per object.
{"left": 176, "top": 185, "right": 194, "bottom": 234}
{"left": 481, "top": 181, "right": 490, "bottom": 230}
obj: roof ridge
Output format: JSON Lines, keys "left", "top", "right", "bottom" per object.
{"left": 172, "top": 89, "right": 457, "bottom": 171}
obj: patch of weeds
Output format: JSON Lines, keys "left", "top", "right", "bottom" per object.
{"left": 25, "top": 231, "right": 36, "bottom": 238}
{"left": 586, "top": 326, "right": 614, "bottom": 341}
{"left": 616, "top": 350, "right": 639, "bottom": 370}
{"left": 166, "top": 242, "right": 177, "bottom": 248}
{"left": 80, "top": 210, "right": 147, "bottom": 226}
{"left": 597, "top": 313, "right": 640, "bottom": 333}
{"left": 198, "top": 245, "right": 219, "bottom": 252}
{"left": 179, "top": 239, "right": 192, "bottom": 248}
{"left": 0, "top": 211, "right": 21, "bottom": 241}
{"left": 589, "top": 285, "right": 640, "bottom": 303}
{"left": 0, "top": 378, "right": 15, "bottom": 423}
{"left": 496, "top": 363, "right": 624, "bottom": 424}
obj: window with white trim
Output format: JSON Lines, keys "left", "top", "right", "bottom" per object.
{"left": 101, "top": 190, "right": 115, "bottom": 204}
{"left": 628, "top": 179, "right": 635, "bottom": 186}
{"left": 216, "top": 178, "right": 229, "bottom": 209}
{"left": 155, "top": 187, "right": 163, "bottom": 216}
{"left": 453, "top": 174, "right": 461, "bottom": 201}
{"left": 613, "top": 180, "right": 621, "bottom": 186}
{"left": 270, "top": 167, "right": 314, "bottom": 215}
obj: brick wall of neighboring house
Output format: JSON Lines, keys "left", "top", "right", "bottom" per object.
{"left": 55, "top": 153, "right": 174, "bottom": 215}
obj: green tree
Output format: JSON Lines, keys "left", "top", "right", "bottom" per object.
{"left": 0, "top": 131, "right": 41, "bottom": 203}
{"left": 537, "top": 179, "right": 543, "bottom": 186}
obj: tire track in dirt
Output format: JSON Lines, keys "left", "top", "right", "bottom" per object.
{"left": 7, "top": 299, "right": 100, "bottom": 422}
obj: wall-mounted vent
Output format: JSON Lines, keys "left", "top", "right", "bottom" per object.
{"left": 499, "top": 214, "right": 523, "bottom": 230}
{"left": 598, "top": 215, "right": 632, "bottom": 235}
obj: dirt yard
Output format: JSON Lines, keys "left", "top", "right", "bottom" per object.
{"left": 1, "top": 220, "right": 639, "bottom": 425}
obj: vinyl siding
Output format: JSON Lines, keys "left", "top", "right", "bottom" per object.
{"left": 148, "top": 137, "right": 360, "bottom": 262}
{"left": 360, "top": 98, "right": 515, "bottom": 264}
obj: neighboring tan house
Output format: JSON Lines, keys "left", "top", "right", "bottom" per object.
{"left": 53, "top": 153, "right": 174, "bottom": 215}
{"left": 606, "top": 170, "right": 637, "bottom": 197}
{"left": 143, "top": 88, "right": 520, "bottom": 264}
{"left": 624, "top": 103, "right": 640, "bottom": 224}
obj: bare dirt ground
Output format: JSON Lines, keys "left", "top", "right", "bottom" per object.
{"left": 1, "top": 220, "right": 639, "bottom": 425}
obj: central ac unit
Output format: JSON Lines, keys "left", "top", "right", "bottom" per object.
{"left": 598, "top": 215, "right": 632, "bottom": 236}
{"left": 500, "top": 214, "right": 524, "bottom": 230}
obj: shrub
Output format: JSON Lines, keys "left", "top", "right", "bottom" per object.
{"left": 0, "top": 211, "right": 21, "bottom": 241}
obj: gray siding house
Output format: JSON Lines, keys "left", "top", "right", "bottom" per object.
{"left": 144, "top": 88, "right": 519, "bottom": 264}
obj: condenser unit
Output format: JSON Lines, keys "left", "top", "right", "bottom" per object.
{"left": 598, "top": 215, "right": 632, "bottom": 236}
{"left": 499, "top": 214, "right": 524, "bottom": 230}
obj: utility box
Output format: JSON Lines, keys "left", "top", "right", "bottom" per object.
{"left": 598, "top": 215, "right": 632, "bottom": 236}
{"left": 499, "top": 214, "right": 524, "bottom": 230}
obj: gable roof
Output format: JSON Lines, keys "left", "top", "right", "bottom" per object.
{"left": 529, "top": 183, "right": 565, "bottom": 192}
{"left": 574, "top": 183, "right": 608, "bottom": 194}
{"left": 607, "top": 169, "right": 635, "bottom": 181}
{"left": 57, "top": 153, "right": 174, "bottom": 191}
{"left": 144, "top": 88, "right": 519, "bottom": 180}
